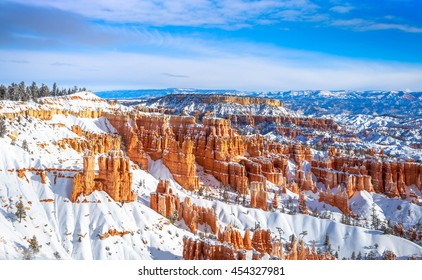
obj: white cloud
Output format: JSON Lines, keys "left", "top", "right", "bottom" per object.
{"left": 332, "top": 18, "right": 422, "bottom": 33}
{"left": 330, "top": 5, "right": 354, "bottom": 14}
{"left": 7, "top": 0, "right": 320, "bottom": 28}
{"left": 1, "top": 48, "right": 421, "bottom": 91}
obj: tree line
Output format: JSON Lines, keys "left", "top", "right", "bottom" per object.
{"left": 0, "top": 81, "right": 86, "bottom": 101}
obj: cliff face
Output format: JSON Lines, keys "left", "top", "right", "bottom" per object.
{"left": 163, "top": 137, "right": 199, "bottom": 191}
{"left": 183, "top": 229, "right": 336, "bottom": 260}
{"left": 71, "top": 150, "right": 135, "bottom": 202}
{"left": 312, "top": 147, "right": 422, "bottom": 202}
{"left": 251, "top": 229, "right": 272, "bottom": 254}
{"left": 55, "top": 130, "right": 121, "bottom": 154}
{"left": 104, "top": 113, "right": 149, "bottom": 169}
{"left": 250, "top": 182, "right": 268, "bottom": 211}
{"left": 150, "top": 179, "right": 180, "bottom": 218}
{"left": 178, "top": 197, "right": 218, "bottom": 234}
{"left": 182, "top": 236, "right": 236, "bottom": 260}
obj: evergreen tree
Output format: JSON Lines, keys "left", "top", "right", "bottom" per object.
{"left": 198, "top": 185, "right": 205, "bottom": 197}
{"left": 323, "top": 234, "right": 330, "bottom": 248}
{"left": 367, "top": 250, "right": 376, "bottom": 260}
{"left": 0, "top": 84, "right": 6, "bottom": 99}
{"left": 223, "top": 187, "right": 229, "bottom": 203}
{"left": 351, "top": 251, "right": 356, "bottom": 260}
{"left": 356, "top": 251, "right": 362, "bottom": 260}
{"left": 52, "top": 82, "right": 58, "bottom": 96}
{"left": 28, "top": 235, "right": 41, "bottom": 256}
{"left": 15, "top": 200, "right": 26, "bottom": 223}
{"left": 370, "top": 203, "right": 380, "bottom": 230}
{"left": 0, "top": 117, "right": 6, "bottom": 138}
{"left": 53, "top": 251, "right": 61, "bottom": 259}
{"left": 22, "top": 139, "right": 29, "bottom": 151}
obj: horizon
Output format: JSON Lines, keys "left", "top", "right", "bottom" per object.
{"left": 1, "top": 1, "right": 422, "bottom": 91}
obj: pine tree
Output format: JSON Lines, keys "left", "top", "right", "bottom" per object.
{"left": 0, "top": 117, "right": 6, "bottom": 137}
{"left": 351, "top": 251, "right": 356, "bottom": 260}
{"left": 28, "top": 235, "right": 41, "bottom": 255}
{"left": 223, "top": 187, "right": 229, "bottom": 203}
{"left": 169, "top": 209, "right": 178, "bottom": 224}
{"left": 323, "top": 234, "right": 331, "bottom": 252}
{"left": 52, "top": 82, "right": 58, "bottom": 96}
{"left": 198, "top": 185, "right": 205, "bottom": 197}
{"left": 22, "top": 139, "right": 29, "bottom": 152}
{"left": 15, "top": 200, "right": 26, "bottom": 223}
{"left": 53, "top": 251, "right": 61, "bottom": 259}
{"left": 370, "top": 203, "right": 380, "bottom": 230}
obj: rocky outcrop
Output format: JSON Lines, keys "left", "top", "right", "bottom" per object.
{"left": 71, "top": 150, "right": 135, "bottom": 202}
{"left": 162, "top": 137, "right": 199, "bottom": 191}
{"left": 286, "top": 239, "right": 335, "bottom": 260}
{"left": 298, "top": 192, "right": 309, "bottom": 214}
{"left": 182, "top": 236, "right": 236, "bottom": 260}
{"left": 218, "top": 225, "right": 246, "bottom": 251}
{"left": 312, "top": 147, "right": 422, "bottom": 200}
{"left": 98, "top": 229, "right": 131, "bottom": 240}
{"left": 250, "top": 182, "right": 268, "bottom": 211}
{"left": 251, "top": 229, "right": 272, "bottom": 254}
{"left": 105, "top": 113, "right": 149, "bottom": 169}
{"left": 178, "top": 197, "right": 218, "bottom": 234}
{"left": 55, "top": 131, "right": 121, "bottom": 154}
{"left": 150, "top": 179, "right": 180, "bottom": 218}
{"left": 194, "top": 117, "right": 248, "bottom": 194}
{"left": 319, "top": 186, "right": 350, "bottom": 214}
{"left": 184, "top": 229, "right": 336, "bottom": 260}
{"left": 272, "top": 193, "right": 279, "bottom": 210}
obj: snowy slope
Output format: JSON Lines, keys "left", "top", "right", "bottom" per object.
{"left": 0, "top": 92, "right": 421, "bottom": 260}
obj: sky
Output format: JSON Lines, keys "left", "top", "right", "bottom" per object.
{"left": 0, "top": 0, "right": 422, "bottom": 91}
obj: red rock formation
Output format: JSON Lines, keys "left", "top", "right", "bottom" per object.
{"left": 98, "top": 229, "right": 131, "bottom": 240}
{"left": 243, "top": 229, "right": 253, "bottom": 250}
{"left": 71, "top": 125, "right": 83, "bottom": 136}
{"left": 105, "top": 113, "right": 149, "bottom": 169}
{"left": 218, "top": 225, "right": 245, "bottom": 251}
{"left": 251, "top": 229, "right": 272, "bottom": 254}
{"left": 39, "top": 170, "right": 47, "bottom": 184}
{"left": 71, "top": 150, "right": 135, "bottom": 202}
{"left": 311, "top": 147, "right": 422, "bottom": 200}
{"left": 150, "top": 179, "right": 180, "bottom": 218}
{"left": 286, "top": 239, "right": 335, "bottom": 260}
{"left": 162, "top": 137, "right": 199, "bottom": 191}
{"left": 272, "top": 193, "right": 279, "bottom": 210}
{"left": 319, "top": 186, "right": 350, "bottom": 214}
{"left": 178, "top": 197, "right": 218, "bottom": 234}
{"left": 298, "top": 192, "right": 309, "bottom": 214}
{"left": 55, "top": 132, "right": 121, "bottom": 155}
{"left": 271, "top": 241, "right": 285, "bottom": 259}
{"left": 250, "top": 182, "right": 268, "bottom": 211}
{"left": 182, "top": 236, "right": 236, "bottom": 260}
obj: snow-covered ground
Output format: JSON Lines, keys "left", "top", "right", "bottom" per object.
{"left": 0, "top": 92, "right": 421, "bottom": 260}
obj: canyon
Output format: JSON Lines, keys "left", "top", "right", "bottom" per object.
{"left": 0, "top": 91, "right": 421, "bottom": 260}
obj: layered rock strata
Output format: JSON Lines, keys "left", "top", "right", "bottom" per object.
{"left": 71, "top": 150, "right": 135, "bottom": 202}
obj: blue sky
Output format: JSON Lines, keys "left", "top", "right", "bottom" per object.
{"left": 0, "top": 0, "right": 421, "bottom": 91}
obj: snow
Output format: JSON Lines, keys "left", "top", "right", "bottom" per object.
{"left": 0, "top": 91, "right": 421, "bottom": 260}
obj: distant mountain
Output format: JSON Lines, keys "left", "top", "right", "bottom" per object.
{"left": 95, "top": 88, "right": 243, "bottom": 100}
{"left": 96, "top": 88, "right": 422, "bottom": 117}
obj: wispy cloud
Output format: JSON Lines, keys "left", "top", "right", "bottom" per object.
{"left": 1, "top": 49, "right": 421, "bottom": 91}
{"left": 0, "top": 58, "right": 29, "bottom": 64}
{"left": 332, "top": 18, "right": 422, "bottom": 33}
{"left": 51, "top": 62, "right": 76, "bottom": 67}
{"left": 162, "top": 73, "right": 190, "bottom": 78}
{"left": 6, "top": 0, "right": 320, "bottom": 28}
{"left": 330, "top": 5, "right": 354, "bottom": 14}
